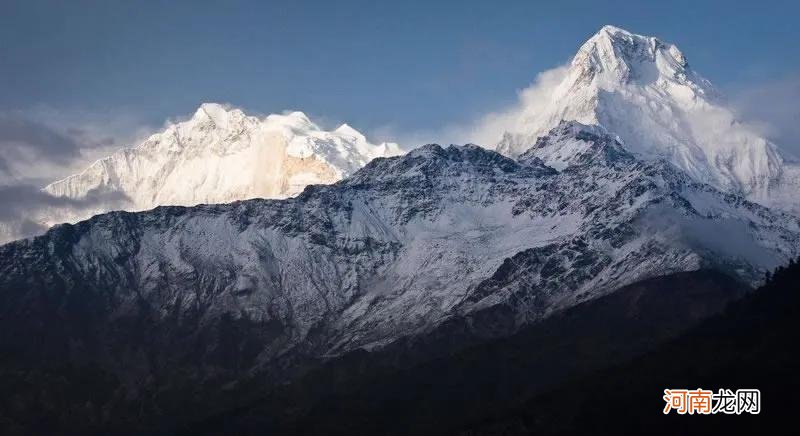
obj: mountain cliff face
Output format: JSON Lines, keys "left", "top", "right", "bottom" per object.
{"left": 496, "top": 25, "right": 797, "bottom": 213}
{"left": 2, "top": 123, "right": 797, "bottom": 365}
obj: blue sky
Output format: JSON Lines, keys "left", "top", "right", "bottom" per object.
{"left": 1, "top": 0, "right": 798, "bottom": 144}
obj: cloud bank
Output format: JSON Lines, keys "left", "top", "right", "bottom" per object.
{"left": 0, "top": 110, "right": 143, "bottom": 243}
{"left": 0, "top": 184, "right": 130, "bottom": 240}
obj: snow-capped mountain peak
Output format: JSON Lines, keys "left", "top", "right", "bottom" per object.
{"left": 16, "top": 104, "right": 402, "bottom": 244}
{"left": 334, "top": 123, "right": 365, "bottom": 139}
{"left": 43, "top": 103, "right": 403, "bottom": 206}
{"left": 192, "top": 102, "right": 244, "bottom": 124}
{"left": 572, "top": 25, "right": 692, "bottom": 86}
{"left": 496, "top": 25, "right": 794, "bottom": 214}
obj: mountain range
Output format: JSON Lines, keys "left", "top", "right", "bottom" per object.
{"left": 1, "top": 25, "right": 798, "bottom": 434}
{"left": 5, "top": 25, "right": 797, "bottom": 246}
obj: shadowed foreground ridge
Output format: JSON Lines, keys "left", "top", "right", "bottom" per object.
{"left": 464, "top": 258, "right": 800, "bottom": 435}
{"left": 180, "top": 270, "right": 749, "bottom": 435}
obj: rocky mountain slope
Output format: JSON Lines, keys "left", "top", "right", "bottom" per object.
{"left": 495, "top": 25, "right": 798, "bottom": 213}
{"left": 2, "top": 122, "right": 798, "bottom": 359}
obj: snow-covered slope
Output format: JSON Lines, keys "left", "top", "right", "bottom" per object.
{"left": 496, "top": 25, "right": 796, "bottom": 212}
{"left": 40, "top": 103, "right": 401, "bottom": 229}
{"left": 3, "top": 124, "right": 798, "bottom": 366}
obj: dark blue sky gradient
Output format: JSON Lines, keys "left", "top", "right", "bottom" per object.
{"left": 1, "top": 0, "right": 798, "bottom": 135}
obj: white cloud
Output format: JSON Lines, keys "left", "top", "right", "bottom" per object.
{"left": 463, "top": 65, "right": 568, "bottom": 148}
{"left": 0, "top": 107, "right": 149, "bottom": 243}
{"left": 371, "top": 65, "right": 569, "bottom": 150}
{"left": 0, "top": 107, "right": 154, "bottom": 185}
{"left": 731, "top": 74, "right": 800, "bottom": 157}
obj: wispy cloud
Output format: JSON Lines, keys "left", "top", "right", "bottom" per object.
{"left": 370, "top": 65, "right": 569, "bottom": 150}
{"left": 0, "top": 114, "right": 85, "bottom": 184}
{"left": 376, "top": 66, "right": 800, "bottom": 164}
{"left": 0, "top": 108, "right": 148, "bottom": 243}
{"left": 0, "top": 183, "right": 131, "bottom": 243}
{"left": 731, "top": 74, "right": 800, "bottom": 156}
{"left": 463, "top": 65, "right": 568, "bottom": 147}
{"left": 0, "top": 184, "right": 129, "bottom": 219}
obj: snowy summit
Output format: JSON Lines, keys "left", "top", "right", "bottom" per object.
{"left": 39, "top": 103, "right": 401, "bottom": 226}
{"left": 497, "top": 25, "right": 798, "bottom": 213}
